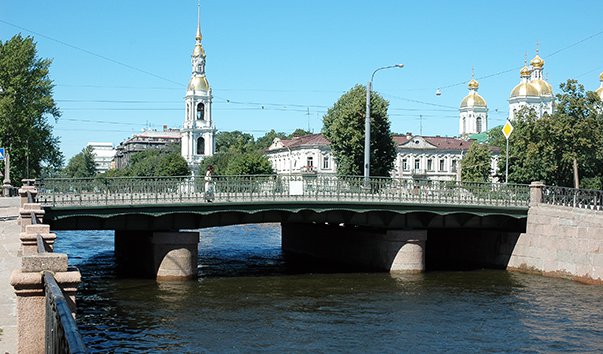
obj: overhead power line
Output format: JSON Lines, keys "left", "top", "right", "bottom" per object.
{"left": 0, "top": 19, "right": 182, "bottom": 87}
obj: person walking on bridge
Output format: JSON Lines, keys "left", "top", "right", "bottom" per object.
{"left": 205, "top": 165, "right": 215, "bottom": 202}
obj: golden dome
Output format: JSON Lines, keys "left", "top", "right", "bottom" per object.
{"left": 530, "top": 79, "right": 553, "bottom": 96}
{"left": 460, "top": 92, "right": 487, "bottom": 108}
{"left": 468, "top": 79, "right": 479, "bottom": 90}
{"left": 596, "top": 87, "right": 603, "bottom": 100}
{"left": 600, "top": 72, "right": 603, "bottom": 81}
{"left": 510, "top": 82, "right": 539, "bottom": 98}
{"left": 530, "top": 54, "right": 544, "bottom": 68}
{"left": 193, "top": 43, "right": 205, "bottom": 57}
{"left": 520, "top": 65, "right": 531, "bottom": 77}
{"left": 188, "top": 76, "right": 209, "bottom": 91}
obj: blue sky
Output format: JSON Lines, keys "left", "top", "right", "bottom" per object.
{"left": 1, "top": 1, "right": 602, "bottom": 159}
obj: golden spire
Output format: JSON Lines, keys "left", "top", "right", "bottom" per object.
{"left": 195, "top": 0, "right": 202, "bottom": 42}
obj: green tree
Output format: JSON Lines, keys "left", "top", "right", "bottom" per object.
{"left": 225, "top": 151, "right": 274, "bottom": 175}
{"left": 114, "top": 144, "right": 190, "bottom": 177}
{"left": 199, "top": 152, "right": 233, "bottom": 175}
{"left": 255, "top": 129, "right": 287, "bottom": 150}
{"left": 0, "top": 34, "right": 63, "bottom": 183}
{"left": 489, "top": 79, "right": 603, "bottom": 187}
{"left": 63, "top": 145, "right": 96, "bottom": 178}
{"left": 289, "top": 128, "right": 312, "bottom": 138}
{"left": 216, "top": 130, "right": 255, "bottom": 154}
{"left": 322, "top": 84, "right": 395, "bottom": 177}
{"left": 461, "top": 142, "right": 492, "bottom": 183}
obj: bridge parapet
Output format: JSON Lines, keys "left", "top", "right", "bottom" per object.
{"left": 36, "top": 175, "right": 531, "bottom": 209}
{"left": 541, "top": 184, "right": 603, "bottom": 211}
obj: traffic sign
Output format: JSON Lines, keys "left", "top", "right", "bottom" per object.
{"left": 0, "top": 148, "right": 4, "bottom": 161}
{"left": 502, "top": 120, "right": 514, "bottom": 139}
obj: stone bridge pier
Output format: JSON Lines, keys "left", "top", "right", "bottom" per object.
{"left": 282, "top": 223, "right": 427, "bottom": 272}
{"left": 115, "top": 230, "right": 199, "bottom": 280}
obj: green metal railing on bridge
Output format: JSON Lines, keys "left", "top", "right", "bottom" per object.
{"left": 36, "top": 175, "right": 531, "bottom": 209}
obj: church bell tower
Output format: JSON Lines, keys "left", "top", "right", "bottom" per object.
{"left": 181, "top": 2, "right": 215, "bottom": 175}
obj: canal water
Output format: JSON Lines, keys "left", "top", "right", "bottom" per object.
{"left": 55, "top": 225, "right": 603, "bottom": 353}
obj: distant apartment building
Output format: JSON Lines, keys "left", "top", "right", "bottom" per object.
{"left": 113, "top": 126, "right": 181, "bottom": 169}
{"left": 86, "top": 142, "right": 116, "bottom": 174}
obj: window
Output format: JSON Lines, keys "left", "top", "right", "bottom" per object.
{"left": 402, "top": 158, "right": 408, "bottom": 171}
{"left": 323, "top": 155, "right": 330, "bottom": 169}
{"left": 439, "top": 159, "right": 445, "bottom": 171}
{"left": 307, "top": 156, "right": 313, "bottom": 167}
{"left": 414, "top": 159, "right": 420, "bottom": 170}
{"left": 196, "top": 102, "right": 205, "bottom": 120}
{"left": 197, "top": 137, "right": 205, "bottom": 155}
{"left": 451, "top": 160, "right": 457, "bottom": 172}
{"left": 476, "top": 117, "right": 482, "bottom": 132}
{"left": 427, "top": 159, "right": 433, "bottom": 171}
{"left": 462, "top": 117, "right": 466, "bottom": 133}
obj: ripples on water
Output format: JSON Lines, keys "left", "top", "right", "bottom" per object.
{"left": 55, "top": 225, "right": 603, "bottom": 353}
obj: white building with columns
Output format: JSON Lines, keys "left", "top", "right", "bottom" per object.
{"left": 265, "top": 133, "right": 499, "bottom": 182}
{"left": 181, "top": 5, "right": 215, "bottom": 175}
{"left": 459, "top": 74, "right": 488, "bottom": 137}
{"left": 508, "top": 53, "right": 554, "bottom": 120}
{"left": 266, "top": 134, "right": 337, "bottom": 175}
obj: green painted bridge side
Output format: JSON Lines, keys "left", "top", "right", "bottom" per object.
{"left": 37, "top": 175, "right": 530, "bottom": 231}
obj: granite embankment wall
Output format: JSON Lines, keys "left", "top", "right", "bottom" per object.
{"left": 508, "top": 203, "right": 603, "bottom": 284}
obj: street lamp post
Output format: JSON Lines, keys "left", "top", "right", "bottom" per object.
{"left": 364, "top": 64, "right": 404, "bottom": 187}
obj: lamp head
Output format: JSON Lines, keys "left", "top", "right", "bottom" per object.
{"left": 395, "top": 64, "right": 404, "bottom": 68}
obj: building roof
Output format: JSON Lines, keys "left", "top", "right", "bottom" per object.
{"left": 394, "top": 135, "right": 473, "bottom": 151}
{"left": 269, "top": 133, "right": 330, "bottom": 151}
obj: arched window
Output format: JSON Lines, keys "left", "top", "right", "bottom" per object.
{"left": 462, "top": 116, "right": 466, "bottom": 133}
{"left": 186, "top": 104, "right": 189, "bottom": 119}
{"left": 476, "top": 117, "right": 483, "bottom": 132}
{"left": 197, "top": 102, "right": 205, "bottom": 120}
{"left": 197, "top": 137, "right": 205, "bottom": 155}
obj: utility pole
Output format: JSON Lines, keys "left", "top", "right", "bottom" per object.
{"left": 306, "top": 107, "right": 311, "bottom": 132}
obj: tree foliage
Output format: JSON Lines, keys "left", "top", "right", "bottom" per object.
{"left": 0, "top": 34, "right": 63, "bottom": 182}
{"left": 460, "top": 142, "right": 492, "bottom": 183}
{"left": 255, "top": 129, "right": 288, "bottom": 151}
{"left": 225, "top": 151, "right": 274, "bottom": 175}
{"left": 63, "top": 145, "right": 96, "bottom": 178}
{"left": 107, "top": 144, "right": 190, "bottom": 177}
{"left": 216, "top": 130, "right": 255, "bottom": 154}
{"left": 322, "top": 85, "right": 395, "bottom": 177}
{"left": 489, "top": 79, "right": 603, "bottom": 188}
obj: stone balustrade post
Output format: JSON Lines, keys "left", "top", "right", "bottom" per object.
{"left": 21, "top": 223, "right": 57, "bottom": 255}
{"left": 10, "top": 254, "right": 81, "bottom": 353}
{"left": 529, "top": 181, "right": 545, "bottom": 206}
{"left": 18, "top": 179, "right": 37, "bottom": 207}
{"left": 19, "top": 203, "right": 45, "bottom": 231}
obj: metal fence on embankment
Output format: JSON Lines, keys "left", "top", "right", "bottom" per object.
{"left": 542, "top": 185, "right": 603, "bottom": 211}
{"left": 36, "top": 175, "right": 531, "bottom": 209}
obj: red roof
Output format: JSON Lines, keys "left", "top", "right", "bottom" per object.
{"left": 394, "top": 135, "right": 474, "bottom": 151}
{"left": 279, "top": 133, "right": 330, "bottom": 149}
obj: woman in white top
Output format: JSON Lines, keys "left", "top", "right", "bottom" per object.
{"left": 204, "top": 165, "right": 214, "bottom": 202}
